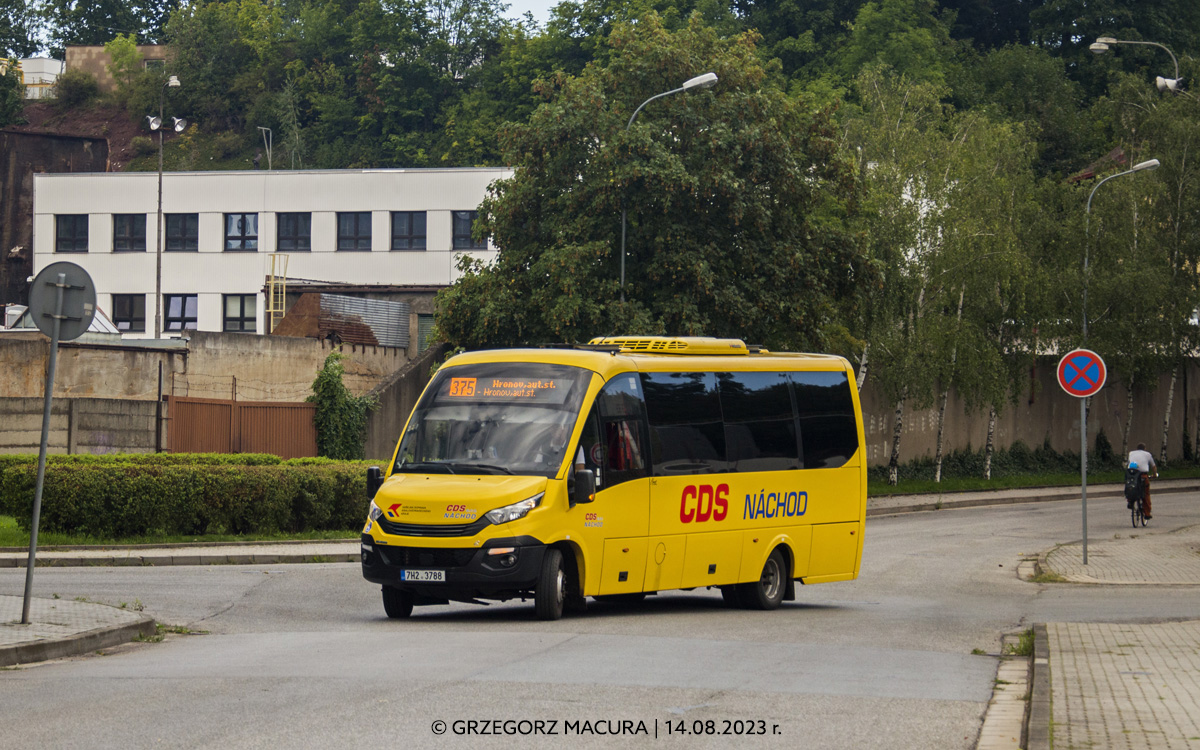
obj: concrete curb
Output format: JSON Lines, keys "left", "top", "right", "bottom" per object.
{"left": 865, "top": 482, "right": 1199, "bottom": 518}
{"left": 1026, "top": 623, "right": 1051, "bottom": 750}
{"left": 0, "top": 552, "right": 359, "bottom": 569}
{"left": 0, "top": 614, "right": 156, "bottom": 668}
{"left": 0, "top": 537, "right": 359, "bottom": 554}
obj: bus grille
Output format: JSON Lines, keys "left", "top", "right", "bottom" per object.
{"left": 375, "top": 516, "right": 490, "bottom": 537}
{"left": 379, "top": 546, "right": 477, "bottom": 568}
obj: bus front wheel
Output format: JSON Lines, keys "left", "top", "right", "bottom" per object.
{"left": 738, "top": 549, "right": 787, "bottom": 610}
{"left": 535, "top": 548, "right": 566, "bottom": 621}
{"left": 382, "top": 586, "right": 414, "bottom": 619}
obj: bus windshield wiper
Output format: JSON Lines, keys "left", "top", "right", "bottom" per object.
{"left": 447, "top": 462, "right": 514, "bottom": 475}
{"left": 396, "top": 461, "right": 457, "bottom": 474}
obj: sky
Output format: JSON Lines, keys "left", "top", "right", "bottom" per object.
{"left": 503, "top": 0, "right": 561, "bottom": 26}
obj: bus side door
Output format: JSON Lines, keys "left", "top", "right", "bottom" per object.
{"left": 581, "top": 373, "right": 653, "bottom": 596}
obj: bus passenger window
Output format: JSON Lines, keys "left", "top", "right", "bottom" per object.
{"left": 791, "top": 371, "right": 858, "bottom": 468}
{"left": 718, "top": 371, "right": 800, "bottom": 472}
{"left": 640, "top": 371, "right": 727, "bottom": 475}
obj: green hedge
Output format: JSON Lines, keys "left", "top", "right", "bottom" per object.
{"left": 0, "top": 454, "right": 374, "bottom": 537}
{"left": 866, "top": 437, "right": 1128, "bottom": 485}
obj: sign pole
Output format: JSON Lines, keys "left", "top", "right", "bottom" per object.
{"left": 20, "top": 262, "right": 96, "bottom": 625}
{"left": 1080, "top": 397, "right": 1088, "bottom": 565}
{"left": 21, "top": 273, "right": 66, "bottom": 624}
{"left": 1058, "top": 349, "right": 1105, "bottom": 568}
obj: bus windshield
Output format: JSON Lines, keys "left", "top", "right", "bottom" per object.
{"left": 393, "top": 362, "right": 593, "bottom": 477}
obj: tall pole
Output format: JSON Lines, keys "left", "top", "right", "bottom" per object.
{"left": 1078, "top": 158, "right": 1159, "bottom": 565}
{"left": 618, "top": 73, "right": 717, "bottom": 303}
{"left": 154, "top": 83, "right": 166, "bottom": 339}
{"left": 21, "top": 273, "right": 65, "bottom": 624}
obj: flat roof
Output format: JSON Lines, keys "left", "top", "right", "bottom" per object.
{"left": 35, "top": 166, "right": 514, "bottom": 179}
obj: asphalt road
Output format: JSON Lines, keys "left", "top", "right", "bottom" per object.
{"left": 3, "top": 494, "right": 1199, "bottom": 750}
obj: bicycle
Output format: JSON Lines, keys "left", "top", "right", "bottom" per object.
{"left": 1131, "top": 491, "right": 1148, "bottom": 528}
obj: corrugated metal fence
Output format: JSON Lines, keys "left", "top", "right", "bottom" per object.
{"left": 166, "top": 396, "right": 317, "bottom": 458}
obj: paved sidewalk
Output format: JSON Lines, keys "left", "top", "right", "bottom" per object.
{"left": 1043, "top": 621, "right": 1200, "bottom": 750}
{"left": 1042, "top": 524, "right": 1200, "bottom": 584}
{"left": 0, "top": 594, "right": 155, "bottom": 667}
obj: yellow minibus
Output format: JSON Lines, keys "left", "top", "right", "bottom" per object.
{"left": 361, "top": 336, "right": 866, "bottom": 620}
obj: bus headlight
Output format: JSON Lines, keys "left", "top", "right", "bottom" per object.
{"left": 367, "top": 502, "right": 383, "bottom": 522}
{"left": 485, "top": 493, "right": 544, "bottom": 525}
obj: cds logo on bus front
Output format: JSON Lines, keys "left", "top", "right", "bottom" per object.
{"left": 679, "top": 484, "right": 809, "bottom": 523}
{"left": 444, "top": 504, "right": 478, "bottom": 520}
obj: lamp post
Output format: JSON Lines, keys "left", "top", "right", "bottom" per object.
{"left": 1077, "top": 157, "right": 1159, "bottom": 564}
{"left": 147, "top": 75, "right": 186, "bottom": 338}
{"left": 1090, "top": 37, "right": 1182, "bottom": 92}
{"left": 619, "top": 72, "right": 718, "bottom": 302}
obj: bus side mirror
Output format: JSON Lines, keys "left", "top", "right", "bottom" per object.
{"left": 367, "top": 466, "right": 384, "bottom": 499}
{"left": 571, "top": 469, "right": 596, "bottom": 508}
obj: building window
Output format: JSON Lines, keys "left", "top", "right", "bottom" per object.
{"left": 452, "top": 211, "right": 485, "bottom": 250}
{"left": 337, "top": 212, "right": 372, "bottom": 251}
{"left": 165, "top": 214, "right": 199, "bottom": 252}
{"left": 277, "top": 212, "right": 311, "bottom": 252}
{"left": 144, "top": 59, "right": 165, "bottom": 70}
{"left": 163, "top": 294, "right": 198, "bottom": 332}
{"left": 111, "top": 294, "right": 146, "bottom": 332}
{"left": 55, "top": 214, "right": 88, "bottom": 252}
{"left": 223, "top": 294, "right": 256, "bottom": 333}
{"left": 113, "top": 214, "right": 146, "bottom": 252}
{"left": 224, "top": 213, "right": 258, "bottom": 251}
{"left": 391, "top": 211, "right": 427, "bottom": 250}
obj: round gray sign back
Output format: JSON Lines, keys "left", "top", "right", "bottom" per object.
{"left": 28, "top": 262, "right": 97, "bottom": 341}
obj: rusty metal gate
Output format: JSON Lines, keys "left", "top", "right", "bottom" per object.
{"left": 166, "top": 396, "right": 317, "bottom": 458}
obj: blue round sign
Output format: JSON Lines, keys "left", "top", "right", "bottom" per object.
{"left": 1057, "top": 349, "right": 1107, "bottom": 398}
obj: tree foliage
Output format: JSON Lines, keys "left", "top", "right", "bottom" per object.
{"left": 435, "top": 14, "right": 868, "bottom": 351}
{"left": 308, "top": 352, "right": 377, "bottom": 461}
{"left": 0, "top": 60, "right": 23, "bottom": 127}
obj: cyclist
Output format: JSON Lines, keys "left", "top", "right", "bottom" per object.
{"left": 1126, "top": 443, "right": 1158, "bottom": 520}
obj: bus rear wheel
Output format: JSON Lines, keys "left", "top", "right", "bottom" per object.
{"left": 535, "top": 548, "right": 566, "bottom": 621}
{"left": 738, "top": 549, "right": 787, "bottom": 610}
{"left": 382, "top": 586, "right": 414, "bottom": 619}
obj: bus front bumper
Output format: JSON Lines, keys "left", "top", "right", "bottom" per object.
{"left": 360, "top": 534, "right": 546, "bottom": 602}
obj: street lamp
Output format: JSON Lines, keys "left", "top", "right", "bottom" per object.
{"left": 147, "top": 75, "right": 186, "bottom": 338}
{"left": 1077, "top": 156, "right": 1159, "bottom": 564}
{"left": 619, "top": 72, "right": 718, "bottom": 302}
{"left": 1090, "top": 37, "right": 1182, "bottom": 92}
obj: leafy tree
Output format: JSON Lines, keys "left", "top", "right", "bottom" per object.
{"left": 1082, "top": 66, "right": 1200, "bottom": 461}
{"left": 843, "top": 64, "right": 1039, "bottom": 482}
{"left": 0, "top": 61, "right": 24, "bottom": 127}
{"left": 732, "top": 0, "right": 863, "bottom": 79}
{"left": 1, "top": 0, "right": 42, "bottom": 57}
{"left": 44, "top": 0, "right": 141, "bottom": 52}
{"left": 835, "top": 0, "right": 963, "bottom": 90}
{"left": 938, "top": 0, "right": 1037, "bottom": 49}
{"left": 308, "top": 351, "right": 377, "bottom": 460}
{"left": 104, "top": 32, "right": 143, "bottom": 100}
{"left": 1030, "top": 0, "right": 1200, "bottom": 100}
{"left": 435, "top": 14, "right": 868, "bottom": 351}
{"left": 956, "top": 44, "right": 1098, "bottom": 177}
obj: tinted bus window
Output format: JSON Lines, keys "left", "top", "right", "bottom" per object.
{"left": 590, "top": 373, "right": 649, "bottom": 488}
{"left": 718, "top": 372, "right": 800, "bottom": 472}
{"left": 791, "top": 371, "right": 858, "bottom": 468}
{"left": 640, "top": 372, "right": 727, "bottom": 475}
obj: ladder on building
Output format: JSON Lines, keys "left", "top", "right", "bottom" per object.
{"left": 266, "top": 254, "right": 289, "bottom": 333}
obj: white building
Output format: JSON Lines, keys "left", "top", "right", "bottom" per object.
{"left": 32, "top": 167, "right": 512, "bottom": 340}
{"left": 17, "top": 58, "right": 64, "bottom": 99}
